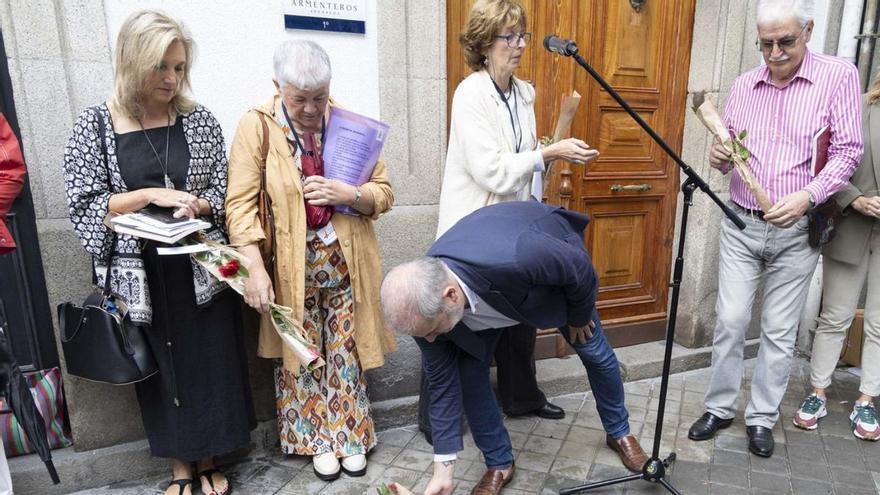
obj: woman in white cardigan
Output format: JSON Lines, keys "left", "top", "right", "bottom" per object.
{"left": 420, "top": 0, "right": 600, "bottom": 442}
{"left": 436, "top": 1, "right": 597, "bottom": 236}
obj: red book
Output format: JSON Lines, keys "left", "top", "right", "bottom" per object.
{"left": 811, "top": 125, "right": 830, "bottom": 177}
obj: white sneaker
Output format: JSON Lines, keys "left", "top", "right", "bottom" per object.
{"left": 793, "top": 393, "right": 827, "bottom": 430}
{"left": 851, "top": 401, "right": 880, "bottom": 441}
{"left": 341, "top": 454, "right": 367, "bottom": 476}
{"left": 313, "top": 452, "right": 341, "bottom": 481}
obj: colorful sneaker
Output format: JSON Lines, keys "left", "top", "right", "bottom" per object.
{"left": 850, "top": 401, "right": 879, "bottom": 441}
{"left": 793, "top": 394, "right": 827, "bottom": 430}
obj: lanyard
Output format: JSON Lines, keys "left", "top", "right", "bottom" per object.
{"left": 281, "top": 103, "right": 327, "bottom": 156}
{"left": 490, "top": 76, "right": 522, "bottom": 153}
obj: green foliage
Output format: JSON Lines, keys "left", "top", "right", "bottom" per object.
{"left": 731, "top": 130, "right": 751, "bottom": 161}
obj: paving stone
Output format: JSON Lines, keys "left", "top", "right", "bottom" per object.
{"left": 550, "top": 456, "right": 592, "bottom": 480}
{"left": 377, "top": 427, "right": 417, "bottom": 447}
{"left": 505, "top": 467, "right": 547, "bottom": 492}
{"left": 748, "top": 453, "right": 788, "bottom": 474}
{"left": 708, "top": 465, "right": 749, "bottom": 488}
{"left": 514, "top": 450, "right": 555, "bottom": 472}
{"left": 540, "top": 473, "right": 589, "bottom": 494}
{"left": 390, "top": 448, "right": 434, "bottom": 472}
{"left": 711, "top": 449, "right": 750, "bottom": 469}
{"left": 523, "top": 434, "right": 563, "bottom": 455}
{"left": 829, "top": 464, "right": 877, "bottom": 490}
{"left": 708, "top": 482, "right": 747, "bottom": 494}
{"left": 713, "top": 434, "right": 748, "bottom": 453}
{"left": 790, "top": 478, "right": 835, "bottom": 495}
{"left": 788, "top": 460, "right": 831, "bottom": 482}
{"left": 531, "top": 420, "right": 571, "bottom": 440}
{"left": 749, "top": 471, "right": 791, "bottom": 493}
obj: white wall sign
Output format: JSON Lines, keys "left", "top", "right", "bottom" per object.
{"left": 283, "top": 0, "right": 367, "bottom": 34}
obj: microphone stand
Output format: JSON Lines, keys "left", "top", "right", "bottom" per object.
{"left": 549, "top": 38, "right": 746, "bottom": 495}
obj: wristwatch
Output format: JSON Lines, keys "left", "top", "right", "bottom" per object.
{"left": 808, "top": 192, "right": 817, "bottom": 208}
{"left": 353, "top": 187, "right": 362, "bottom": 207}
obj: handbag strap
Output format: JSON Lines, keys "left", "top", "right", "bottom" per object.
{"left": 93, "top": 105, "right": 118, "bottom": 297}
{"left": 255, "top": 111, "right": 276, "bottom": 264}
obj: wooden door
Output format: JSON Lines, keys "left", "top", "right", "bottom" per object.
{"left": 446, "top": 0, "right": 696, "bottom": 351}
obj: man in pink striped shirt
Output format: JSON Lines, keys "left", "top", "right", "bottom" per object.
{"left": 687, "top": 0, "right": 863, "bottom": 459}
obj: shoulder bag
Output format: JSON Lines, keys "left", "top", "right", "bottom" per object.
{"left": 56, "top": 107, "right": 158, "bottom": 384}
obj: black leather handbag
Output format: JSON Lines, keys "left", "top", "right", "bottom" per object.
{"left": 57, "top": 236, "right": 158, "bottom": 385}
{"left": 56, "top": 107, "right": 157, "bottom": 385}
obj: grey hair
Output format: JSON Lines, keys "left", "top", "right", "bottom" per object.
{"left": 273, "top": 39, "right": 332, "bottom": 90}
{"left": 756, "top": 0, "right": 815, "bottom": 28}
{"left": 380, "top": 257, "right": 454, "bottom": 335}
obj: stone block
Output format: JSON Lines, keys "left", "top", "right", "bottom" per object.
{"left": 687, "top": 0, "right": 723, "bottom": 93}
{"left": 8, "top": 0, "right": 63, "bottom": 60}
{"left": 377, "top": 0, "right": 407, "bottom": 79}
{"left": 65, "top": 61, "right": 114, "bottom": 118}
{"left": 406, "top": 0, "right": 442, "bottom": 80}
{"left": 59, "top": 0, "right": 112, "bottom": 62}
{"left": 364, "top": 335, "right": 422, "bottom": 401}
{"left": 18, "top": 58, "right": 75, "bottom": 219}
{"left": 386, "top": 78, "right": 444, "bottom": 206}
{"left": 374, "top": 205, "right": 438, "bottom": 272}
{"left": 378, "top": 76, "right": 413, "bottom": 203}
{"left": 0, "top": 3, "right": 17, "bottom": 60}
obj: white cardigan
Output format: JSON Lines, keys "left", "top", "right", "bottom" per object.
{"left": 436, "top": 70, "right": 544, "bottom": 237}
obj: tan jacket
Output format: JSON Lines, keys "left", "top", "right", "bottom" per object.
{"left": 825, "top": 98, "right": 877, "bottom": 265}
{"left": 225, "top": 95, "right": 396, "bottom": 373}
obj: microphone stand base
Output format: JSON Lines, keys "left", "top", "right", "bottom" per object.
{"left": 559, "top": 453, "right": 681, "bottom": 495}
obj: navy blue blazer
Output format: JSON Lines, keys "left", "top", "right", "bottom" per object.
{"left": 428, "top": 201, "right": 599, "bottom": 357}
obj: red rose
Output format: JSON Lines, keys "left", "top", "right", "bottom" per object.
{"left": 218, "top": 259, "right": 240, "bottom": 278}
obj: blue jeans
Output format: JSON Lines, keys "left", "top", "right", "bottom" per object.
{"left": 559, "top": 308, "right": 630, "bottom": 439}
{"left": 416, "top": 328, "right": 513, "bottom": 470}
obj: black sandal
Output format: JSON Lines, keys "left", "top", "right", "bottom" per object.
{"left": 166, "top": 478, "right": 193, "bottom": 495}
{"left": 199, "top": 468, "right": 231, "bottom": 495}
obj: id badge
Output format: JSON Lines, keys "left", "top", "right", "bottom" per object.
{"left": 317, "top": 222, "right": 338, "bottom": 245}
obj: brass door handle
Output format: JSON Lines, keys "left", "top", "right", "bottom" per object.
{"left": 610, "top": 184, "right": 652, "bottom": 192}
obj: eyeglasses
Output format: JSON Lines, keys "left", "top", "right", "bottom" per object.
{"left": 755, "top": 24, "right": 808, "bottom": 53}
{"left": 495, "top": 32, "right": 531, "bottom": 47}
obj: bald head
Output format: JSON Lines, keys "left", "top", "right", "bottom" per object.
{"left": 380, "top": 257, "right": 465, "bottom": 340}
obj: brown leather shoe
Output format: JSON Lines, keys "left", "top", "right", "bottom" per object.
{"left": 470, "top": 463, "right": 515, "bottom": 495}
{"left": 606, "top": 434, "right": 649, "bottom": 472}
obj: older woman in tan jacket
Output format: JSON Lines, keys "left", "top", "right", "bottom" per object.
{"left": 225, "top": 39, "right": 395, "bottom": 480}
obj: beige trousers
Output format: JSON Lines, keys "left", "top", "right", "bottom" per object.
{"left": 810, "top": 226, "right": 880, "bottom": 397}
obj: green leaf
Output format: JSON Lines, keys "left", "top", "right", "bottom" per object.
{"left": 738, "top": 129, "right": 748, "bottom": 141}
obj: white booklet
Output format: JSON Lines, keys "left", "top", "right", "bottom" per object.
{"left": 109, "top": 209, "right": 210, "bottom": 244}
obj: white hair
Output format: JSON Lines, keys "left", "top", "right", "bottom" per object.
{"left": 380, "top": 257, "right": 454, "bottom": 336}
{"left": 756, "top": 0, "right": 815, "bottom": 28}
{"left": 273, "top": 39, "right": 332, "bottom": 90}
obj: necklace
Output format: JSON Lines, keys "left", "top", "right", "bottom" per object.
{"left": 137, "top": 114, "right": 173, "bottom": 189}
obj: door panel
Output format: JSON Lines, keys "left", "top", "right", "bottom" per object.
{"left": 446, "top": 0, "right": 696, "bottom": 351}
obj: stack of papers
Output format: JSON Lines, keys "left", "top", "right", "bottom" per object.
{"left": 110, "top": 209, "right": 210, "bottom": 244}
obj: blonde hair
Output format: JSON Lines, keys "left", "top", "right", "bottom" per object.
{"left": 460, "top": 0, "right": 527, "bottom": 72}
{"left": 111, "top": 9, "right": 196, "bottom": 119}
{"left": 869, "top": 72, "right": 880, "bottom": 105}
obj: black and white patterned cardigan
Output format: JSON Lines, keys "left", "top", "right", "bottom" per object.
{"left": 63, "top": 103, "right": 229, "bottom": 324}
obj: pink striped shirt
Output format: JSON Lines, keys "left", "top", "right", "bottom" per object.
{"left": 722, "top": 50, "right": 863, "bottom": 209}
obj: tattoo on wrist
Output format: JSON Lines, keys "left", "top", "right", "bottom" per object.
{"left": 441, "top": 460, "right": 455, "bottom": 467}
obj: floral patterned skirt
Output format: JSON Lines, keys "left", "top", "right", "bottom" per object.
{"left": 274, "top": 236, "right": 376, "bottom": 456}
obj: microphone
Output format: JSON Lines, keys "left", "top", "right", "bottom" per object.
{"left": 543, "top": 35, "right": 578, "bottom": 56}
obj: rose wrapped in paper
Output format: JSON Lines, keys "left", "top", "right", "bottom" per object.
{"left": 376, "top": 482, "right": 414, "bottom": 495}
{"left": 692, "top": 92, "right": 773, "bottom": 212}
{"left": 184, "top": 238, "right": 325, "bottom": 371}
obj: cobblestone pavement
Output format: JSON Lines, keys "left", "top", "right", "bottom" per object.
{"left": 72, "top": 357, "right": 879, "bottom": 494}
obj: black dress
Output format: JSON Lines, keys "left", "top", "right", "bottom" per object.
{"left": 115, "top": 117, "right": 256, "bottom": 461}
